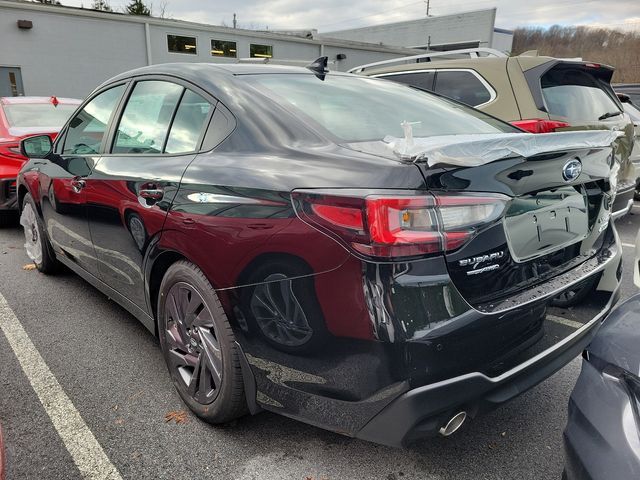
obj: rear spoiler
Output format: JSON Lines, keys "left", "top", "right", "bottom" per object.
{"left": 382, "top": 130, "right": 622, "bottom": 167}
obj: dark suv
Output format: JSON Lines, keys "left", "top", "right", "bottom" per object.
{"left": 353, "top": 50, "right": 637, "bottom": 220}
{"left": 17, "top": 63, "right": 621, "bottom": 446}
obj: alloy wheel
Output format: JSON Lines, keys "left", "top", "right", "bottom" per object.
{"left": 20, "top": 203, "right": 43, "bottom": 265}
{"left": 164, "top": 282, "right": 222, "bottom": 404}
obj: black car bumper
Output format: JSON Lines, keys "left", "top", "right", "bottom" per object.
{"left": 0, "top": 179, "right": 17, "bottom": 211}
{"left": 356, "top": 281, "right": 620, "bottom": 447}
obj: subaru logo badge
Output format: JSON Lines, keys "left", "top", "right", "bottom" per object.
{"left": 562, "top": 159, "right": 582, "bottom": 182}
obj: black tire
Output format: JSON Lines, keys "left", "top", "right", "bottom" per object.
{"left": 551, "top": 275, "right": 598, "bottom": 308}
{"left": 20, "top": 193, "right": 60, "bottom": 274}
{"left": 241, "top": 261, "right": 329, "bottom": 355}
{"left": 158, "top": 260, "right": 247, "bottom": 424}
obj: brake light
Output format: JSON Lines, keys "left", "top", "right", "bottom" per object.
{"left": 293, "top": 191, "right": 508, "bottom": 260}
{"left": 511, "top": 119, "right": 570, "bottom": 134}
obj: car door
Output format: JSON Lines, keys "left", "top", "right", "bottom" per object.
{"left": 40, "top": 83, "right": 127, "bottom": 275}
{"left": 85, "top": 78, "right": 214, "bottom": 311}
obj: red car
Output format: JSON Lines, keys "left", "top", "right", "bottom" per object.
{"left": 0, "top": 96, "right": 80, "bottom": 224}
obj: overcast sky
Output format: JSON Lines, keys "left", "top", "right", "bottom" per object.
{"left": 63, "top": 0, "right": 640, "bottom": 32}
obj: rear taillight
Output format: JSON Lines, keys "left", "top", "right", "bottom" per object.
{"left": 510, "top": 119, "right": 570, "bottom": 134}
{"left": 293, "top": 190, "right": 508, "bottom": 260}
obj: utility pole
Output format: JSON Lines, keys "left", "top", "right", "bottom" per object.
{"left": 233, "top": 13, "right": 237, "bottom": 29}
{"left": 425, "top": 0, "right": 431, "bottom": 17}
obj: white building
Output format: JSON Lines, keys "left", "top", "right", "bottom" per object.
{"left": 0, "top": 1, "right": 512, "bottom": 99}
{"left": 323, "top": 9, "right": 513, "bottom": 53}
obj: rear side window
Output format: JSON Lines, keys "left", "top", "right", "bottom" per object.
{"left": 434, "top": 70, "right": 493, "bottom": 107}
{"left": 165, "top": 90, "right": 212, "bottom": 154}
{"left": 378, "top": 72, "right": 435, "bottom": 92}
{"left": 63, "top": 85, "right": 125, "bottom": 155}
{"left": 541, "top": 68, "right": 621, "bottom": 123}
{"left": 113, "top": 81, "right": 183, "bottom": 154}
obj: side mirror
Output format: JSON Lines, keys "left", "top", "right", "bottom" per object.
{"left": 20, "top": 134, "right": 53, "bottom": 159}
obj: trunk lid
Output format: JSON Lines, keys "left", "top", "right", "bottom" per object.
{"left": 411, "top": 135, "right": 616, "bottom": 307}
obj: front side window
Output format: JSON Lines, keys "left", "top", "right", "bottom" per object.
{"left": 211, "top": 40, "right": 237, "bottom": 58}
{"left": 250, "top": 44, "right": 273, "bottom": 58}
{"left": 541, "top": 67, "right": 621, "bottom": 123}
{"left": 165, "top": 90, "right": 212, "bottom": 154}
{"left": 246, "top": 74, "right": 516, "bottom": 143}
{"left": 63, "top": 85, "right": 126, "bottom": 155}
{"left": 378, "top": 71, "right": 435, "bottom": 92}
{"left": 113, "top": 81, "right": 183, "bottom": 154}
{"left": 167, "top": 34, "right": 197, "bottom": 55}
{"left": 434, "top": 70, "right": 493, "bottom": 107}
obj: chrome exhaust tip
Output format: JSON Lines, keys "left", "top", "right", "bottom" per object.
{"left": 439, "top": 411, "right": 467, "bottom": 436}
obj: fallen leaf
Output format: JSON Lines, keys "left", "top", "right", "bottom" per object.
{"left": 22, "top": 264, "right": 37, "bottom": 271}
{"left": 115, "top": 418, "right": 124, "bottom": 425}
{"left": 164, "top": 410, "right": 188, "bottom": 424}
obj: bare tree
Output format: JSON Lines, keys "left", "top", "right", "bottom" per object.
{"left": 513, "top": 25, "right": 640, "bottom": 82}
{"left": 91, "top": 0, "right": 112, "bottom": 11}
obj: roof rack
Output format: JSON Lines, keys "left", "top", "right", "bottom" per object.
{"left": 347, "top": 47, "right": 508, "bottom": 74}
{"left": 238, "top": 57, "right": 336, "bottom": 66}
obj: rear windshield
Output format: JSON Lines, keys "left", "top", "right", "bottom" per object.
{"left": 247, "top": 74, "right": 517, "bottom": 142}
{"left": 541, "top": 68, "right": 621, "bottom": 123}
{"left": 3, "top": 103, "right": 77, "bottom": 128}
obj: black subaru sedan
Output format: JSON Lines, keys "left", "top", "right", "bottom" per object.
{"left": 17, "top": 61, "right": 621, "bottom": 446}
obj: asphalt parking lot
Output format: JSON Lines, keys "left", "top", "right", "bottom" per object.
{"left": 0, "top": 208, "right": 639, "bottom": 480}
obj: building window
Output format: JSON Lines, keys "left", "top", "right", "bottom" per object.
{"left": 167, "top": 34, "right": 197, "bottom": 55}
{"left": 250, "top": 44, "right": 273, "bottom": 58}
{"left": 211, "top": 40, "right": 237, "bottom": 58}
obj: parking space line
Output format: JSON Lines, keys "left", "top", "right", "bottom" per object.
{"left": 547, "top": 314, "right": 584, "bottom": 330}
{"left": 0, "top": 292, "right": 122, "bottom": 480}
{"left": 622, "top": 243, "right": 635, "bottom": 248}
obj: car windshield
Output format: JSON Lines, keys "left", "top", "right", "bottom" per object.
{"left": 247, "top": 74, "right": 517, "bottom": 142}
{"left": 3, "top": 103, "right": 77, "bottom": 128}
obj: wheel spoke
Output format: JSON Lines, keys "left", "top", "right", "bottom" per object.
{"left": 168, "top": 348, "right": 198, "bottom": 369}
{"left": 199, "top": 328, "right": 222, "bottom": 387}
{"left": 192, "top": 307, "right": 213, "bottom": 328}
{"left": 166, "top": 324, "right": 187, "bottom": 350}
{"left": 168, "top": 293, "right": 189, "bottom": 343}
{"left": 187, "top": 355, "right": 202, "bottom": 396}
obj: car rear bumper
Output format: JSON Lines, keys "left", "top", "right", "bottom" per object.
{"left": 0, "top": 178, "right": 17, "bottom": 211}
{"left": 356, "top": 284, "right": 618, "bottom": 446}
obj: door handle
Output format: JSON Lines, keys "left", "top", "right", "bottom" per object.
{"left": 71, "top": 176, "right": 86, "bottom": 193}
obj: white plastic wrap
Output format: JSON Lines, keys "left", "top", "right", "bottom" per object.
{"left": 383, "top": 130, "right": 623, "bottom": 167}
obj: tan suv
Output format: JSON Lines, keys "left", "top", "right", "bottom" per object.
{"left": 352, "top": 49, "right": 637, "bottom": 219}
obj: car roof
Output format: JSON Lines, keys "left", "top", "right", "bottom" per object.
{"left": 101, "top": 62, "right": 344, "bottom": 85}
{"left": 360, "top": 55, "right": 614, "bottom": 77}
{"left": 0, "top": 96, "right": 81, "bottom": 105}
